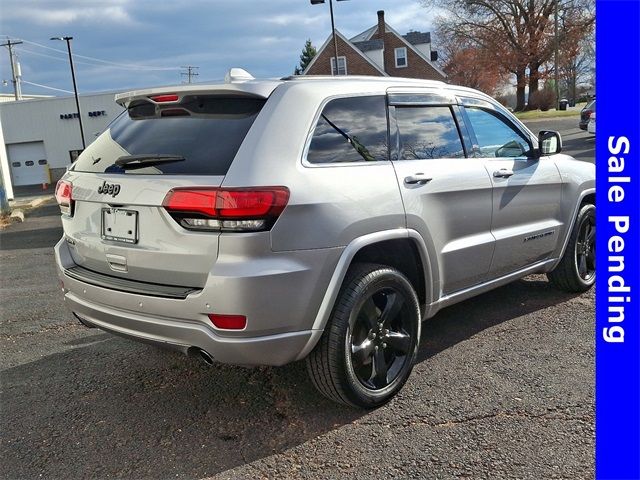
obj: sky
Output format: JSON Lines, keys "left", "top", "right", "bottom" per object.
{"left": 0, "top": 0, "right": 438, "bottom": 97}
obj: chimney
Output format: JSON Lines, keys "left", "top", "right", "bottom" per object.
{"left": 377, "top": 10, "right": 385, "bottom": 38}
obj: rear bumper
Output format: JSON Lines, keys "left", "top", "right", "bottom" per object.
{"left": 67, "top": 292, "right": 313, "bottom": 366}
{"left": 55, "top": 237, "right": 342, "bottom": 366}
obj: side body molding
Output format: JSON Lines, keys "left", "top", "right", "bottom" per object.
{"left": 295, "top": 228, "right": 435, "bottom": 361}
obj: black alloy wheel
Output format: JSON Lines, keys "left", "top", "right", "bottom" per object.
{"left": 348, "top": 287, "right": 414, "bottom": 390}
{"left": 575, "top": 212, "right": 595, "bottom": 282}
{"left": 307, "top": 263, "right": 421, "bottom": 408}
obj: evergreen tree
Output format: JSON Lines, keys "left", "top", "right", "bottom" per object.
{"left": 294, "top": 39, "right": 317, "bottom": 75}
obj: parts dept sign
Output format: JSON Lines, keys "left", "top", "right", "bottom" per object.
{"left": 59, "top": 110, "right": 107, "bottom": 120}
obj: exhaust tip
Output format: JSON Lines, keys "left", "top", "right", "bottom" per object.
{"left": 199, "top": 350, "right": 214, "bottom": 365}
{"left": 188, "top": 347, "right": 214, "bottom": 366}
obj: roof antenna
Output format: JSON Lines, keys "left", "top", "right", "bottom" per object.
{"left": 225, "top": 68, "right": 255, "bottom": 83}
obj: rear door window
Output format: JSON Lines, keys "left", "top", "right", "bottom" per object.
{"left": 395, "top": 106, "right": 466, "bottom": 160}
{"left": 306, "top": 96, "right": 388, "bottom": 164}
{"left": 72, "top": 96, "right": 265, "bottom": 175}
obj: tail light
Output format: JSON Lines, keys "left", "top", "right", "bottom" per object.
{"left": 55, "top": 180, "right": 74, "bottom": 216}
{"left": 163, "top": 187, "right": 289, "bottom": 232}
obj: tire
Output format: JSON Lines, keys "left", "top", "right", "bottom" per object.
{"left": 548, "top": 203, "right": 595, "bottom": 293}
{"left": 306, "top": 263, "right": 421, "bottom": 408}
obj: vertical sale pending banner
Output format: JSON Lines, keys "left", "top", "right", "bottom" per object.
{"left": 596, "top": 0, "right": 640, "bottom": 478}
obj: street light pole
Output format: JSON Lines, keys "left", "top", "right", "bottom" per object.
{"left": 554, "top": 1, "right": 560, "bottom": 110}
{"left": 51, "top": 36, "right": 86, "bottom": 149}
{"left": 329, "top": 0, "right": 339, "bottom": 75}
{"left": 311, "top": 0, "right": 349, "bottom": 75}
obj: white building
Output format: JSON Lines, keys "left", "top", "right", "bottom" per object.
{"left": 0, "top": 92, "right": 124, "bottom": 199}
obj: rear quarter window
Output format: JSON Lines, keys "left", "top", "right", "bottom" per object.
{"left": 72, "top": 96, "right": 265, "bottom": 175}
{"left": 306, "top": 96, "right": 389, "bottom": 164}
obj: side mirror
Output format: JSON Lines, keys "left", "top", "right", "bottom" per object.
{"left": 538, "top": 130, "right": 562, "bottom": 156}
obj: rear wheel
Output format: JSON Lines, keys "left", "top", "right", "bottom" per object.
{"left": 306, "top": 263, "right": 421, "bottom": 408}
{"left": 548, "top": 203, "right": 595, "bottom": 292}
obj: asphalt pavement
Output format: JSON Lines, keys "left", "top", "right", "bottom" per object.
{"left": 0, "top": 119, "right": 594, "bottom": 479}
{"left": 523, "top": 116, "right": 595, "bottom": 163}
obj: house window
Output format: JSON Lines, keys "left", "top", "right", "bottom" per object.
{"left": 395, "top": 47, "right": 408, "bottom": 68}
{"left": 330, "top": 56, "right": 347, "bottom": 75}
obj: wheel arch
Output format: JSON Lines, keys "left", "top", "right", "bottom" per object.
{"left": 295, "top": 229, "right": 436, "bottom": 361}
{"left": 551, "top": 187, "right": 596, "bottom": 270}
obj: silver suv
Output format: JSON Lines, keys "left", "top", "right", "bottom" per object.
{"left": 55, "top": 71, "right": 595, "bottom": 408}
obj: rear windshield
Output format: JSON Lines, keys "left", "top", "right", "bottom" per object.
{"left": 72, "top": 96, "right": 266, "bottom": 175}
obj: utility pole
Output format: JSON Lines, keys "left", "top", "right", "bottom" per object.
{"left": 181, "top": 66, "right": 199, "bottom": 84}
{"left": 1, "top": 39, "right": 23, "bottom": 100}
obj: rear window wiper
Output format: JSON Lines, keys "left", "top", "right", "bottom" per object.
{"left": 115, "top": 154, "right": 186, "bottom": 170}
{"left": 321, "top": 114, "right": 376, "bottom": 162}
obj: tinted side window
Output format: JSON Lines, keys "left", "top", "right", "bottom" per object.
{"left": 395, "top": 106, "right": 465, "bottom": 160}
{"left": 465, "top": 107, "right": 531, "bottom": 158}
{"left": 307, "top": 96, "right": 388, "bottom": 164}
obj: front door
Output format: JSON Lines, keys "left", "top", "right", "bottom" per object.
{"left": 463, "top": 105, "right": 563, "bottom": 278}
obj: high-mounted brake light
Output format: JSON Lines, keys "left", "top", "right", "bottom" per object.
{"left": 55, "top": 180, "right": 74, "bottom": 216}
{"left": 150, "top": 94, "right": 179, "bottom": 103}
{"left": 162, "top": 187, "right": 289, "bottom": 232}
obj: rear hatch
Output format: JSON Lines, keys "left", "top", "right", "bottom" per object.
{"left": 60, "top": 92, "right": 267, "bottom": 289}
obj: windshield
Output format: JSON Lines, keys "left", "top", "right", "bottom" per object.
{"left": 72, "top": 96, "right": 265, "bottom": 175}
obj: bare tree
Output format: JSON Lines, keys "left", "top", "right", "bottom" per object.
{"left": 429, "top": 0, "right": 594, "bottom": 111}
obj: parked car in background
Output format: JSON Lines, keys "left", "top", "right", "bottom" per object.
{"left": 587, "top": 112, "right": 596, "bottom": 135}
{"left": 54, "top": 70, "right": 596, "bottom": 408}
{"left": 580, "top": 99, "right": 596, "bottom": 130}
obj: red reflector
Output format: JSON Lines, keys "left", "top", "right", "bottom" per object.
{"left": 208, "top": 314, "right": 247, "bottom": 330}
{"left": 55, "top": 179, "right": 72, "bottom": 204}
{"left": 150, "top": 94, "right": 179, "bottom": 103}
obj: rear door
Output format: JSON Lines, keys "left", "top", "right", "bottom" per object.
{"left": 62, "top": 95, "right": 266, "bottom": 288}
{"left": 461, "top": 100, "right": 563, "bottom": 278}
{"left": 388, "top": 92, "right": 495, "bottom": 296}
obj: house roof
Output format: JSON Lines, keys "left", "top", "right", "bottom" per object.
{"left": 301, "top": 30, "right": 388, "bottom": 76}
{"left": 403, "top": 31, "right": 431, "bottom": 45}
{"left": 352, "top": 39, "right": 384, "bottom": 52}
{"left": 306, "top": 16, "right": 446, "bottom": 80}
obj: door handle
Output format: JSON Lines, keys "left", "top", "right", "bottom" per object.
{"left": 404, "top": 173, "right": 432, "bottom": 185}
{"left": 493, "top": 168, "right": 514, "bottom": 178}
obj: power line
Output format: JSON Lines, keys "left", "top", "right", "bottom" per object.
{"left": 2, "top": 37, "right": 181, "bottom": 71}
{"left": 21, "top": 80, "right": 73, "bottom": 94}
{"left": 16, "top": 47, "right": 128, "bottom": 69}
{"left": 181, "top": 65, "right": 199, "bottom": 83}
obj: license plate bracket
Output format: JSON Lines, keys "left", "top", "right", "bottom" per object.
{"left": 101, "top": 208, "right": 138, "bottom": 244}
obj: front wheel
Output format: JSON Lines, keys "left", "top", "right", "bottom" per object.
{"left": 306, "top": 263, "right": 421, "bottom": 408}
{"left": 548, "top": 203, "right": 595, "bottom": 293}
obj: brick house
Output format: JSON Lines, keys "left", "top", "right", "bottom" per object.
{"left": 302, "top": 10, "right": 446, "bottom": 81}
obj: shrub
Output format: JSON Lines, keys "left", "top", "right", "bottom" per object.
{"left": 528, "top": 88, "right": 556, "bottom": 111}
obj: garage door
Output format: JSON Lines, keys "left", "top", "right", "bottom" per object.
{"left": 8, "top": 142, "right": 49, "bottom": 186}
